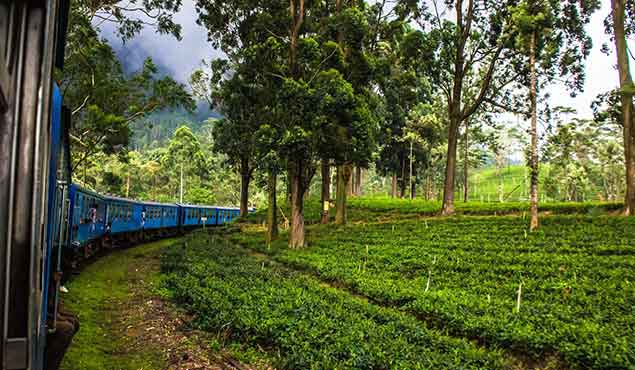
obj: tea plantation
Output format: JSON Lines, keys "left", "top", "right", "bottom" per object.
{"left": 161, "top": 198, "right": 635, "bottom": 369}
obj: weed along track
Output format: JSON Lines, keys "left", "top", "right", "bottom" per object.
{"left": 59, "top": 239, "right": 256, "bottom": 370}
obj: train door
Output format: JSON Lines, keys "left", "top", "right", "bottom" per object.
{"left": 0, "top": 1, "right": 69, "bottom": 368}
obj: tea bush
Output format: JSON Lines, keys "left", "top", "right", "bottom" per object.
{"left": 161, "top": 235, "right": 507, "bottom": 370}
{"left": 231, "top": 215, "right": 635, "bottom": 369}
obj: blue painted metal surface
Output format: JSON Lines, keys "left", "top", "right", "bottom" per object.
{"left": 68, "top": 185, "right": 106, "bottom": 247}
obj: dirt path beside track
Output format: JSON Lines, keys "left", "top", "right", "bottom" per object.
{"left": 60, "top": 238, "right": 254, "bottom": 370}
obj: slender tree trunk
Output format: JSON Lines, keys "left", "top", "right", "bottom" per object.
{"left": 288, "top": 161, "right": 306, "bottom": 248}
{"left": 354, "top": 166, "right": 362, "bottom": 196}
{"left": 441, "top": 116, "right": 460, "bottom": 214}
{"left": 463, "top": 119, "right": 469, "bottom": 202}
{"left": 336, "top": 164, "right": 352, "bottom": 224}
{"left": 612, "top": 0, "right": 635, "bottom": 215}
{"left": 400, "top": 154, "right": 406, "bottom": 198}
{"left": 529, "top": 32, "right": 539, "bottom": 231}
{"left": 240, "top": 167, "right": 250, "bottom": 217}
{"left": 391, "top": 172, "right": 397, "bottom": 198}
{"left": 346, "top": 165, "right": 354, "bottom": 196}
{"left": 179, "top": 164, "right": 184, "bottom": 203}
{"left": 126, "top": 173, "right": 130, "bottom": 198}
{"left": 409, "top": 141, "right": 414, "bottom": 199}
{"left": 320, "top": 159, "right": 330, "bottom": 224}
{"left": 266, "top": 171, "right": 278, "bottom": 243}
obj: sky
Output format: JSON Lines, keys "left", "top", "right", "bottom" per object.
{"left": 99, "top": 0, "right": 633, "bottom": 121}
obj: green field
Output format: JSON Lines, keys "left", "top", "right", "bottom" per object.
{"left": 161, "top": 199, "right": 634, "bottom": 370}
{"left": 465, "top": 165, "right": 549, "bottom": 202}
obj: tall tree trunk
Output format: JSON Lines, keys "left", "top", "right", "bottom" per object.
{"left": 336, "top": 164, "right": 352, "bottom": 224}
{"left": 400, "top": 154, "right": 406, "bottom": 198}
{"left": 240, "top": 159, "right": 250, "bottom": 217}
{"left": 441, "top": 116, "right": 460, "bottom": 214}
{"left": 266, "top": 171, "right": 278, "bottom": 243}
{"left": 529, "top": 32, "right": 539, "bottom": 231}
{"left": 463, "top": 119, "right": 469, "bottom": 202}
{"left": 612, "top": 0, "right": 635, "bottom": 215}
{"left": 320, "top": 159, "right": 330, "bottom": 224}
{"left": 409, "top": 141, "right": 414, "bottom": 199}
{"left": 347, "top": 166, "right": 354, "bottom": 196}
{"left": 179, "top": 164, "right": 184, "bottom": 203}
{"left": 240, "top": 173, "right": 250, "bottom": 217}
{"left": 354, "top": 166, "right": 362, "bottom": 196}
{"left": 391, "top": 172, "right": 397, "bottom": 198}
{"left": 288, "top": 161, "right": 307, "bottom": 248}
{"left": 126, "top": 173, "right": 130, "bottom": 198}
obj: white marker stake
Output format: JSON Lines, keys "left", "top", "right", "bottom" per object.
{"left": 516, "top": 282, "right": 522, "bottom": 313}
{"left": 425, "top": 270, "right": 431, "bottom": 292}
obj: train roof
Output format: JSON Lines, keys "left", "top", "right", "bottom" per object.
{"left": 102, "top": 194, "right": 177, "bottom": 207}
{"left": 177, "top": 203, "right": 244, "bottom": 211}
{"left": 70, "top": 183, "right": 105, "bottom": 199}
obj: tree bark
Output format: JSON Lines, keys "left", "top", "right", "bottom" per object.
{"left": 441, "top": 117, "right": 460, "bottom": 214}
{"left": 240, "top": 159, "right": 250, "bottom": 217}
{"left": 612, "top": 0, "right": 635, "bottom": 215}
{"left": 320, "top": 159, "right": 330, "bottom": 224}
{"left": 266, "top": 171, "right": 278, "bottom": 243}
{"left": 409, "top": 141, "right": 414, "bottom": 199}
{"left": 347, "top": 166, "right": 354, "bottom": 196}
{"left": 391, "top": 172, "right": 397, "bottom": 198}
{"left": 336, "top": 164, "right": 353, "bottom": 224}
{"left": 354, "top": 166, "right": 362, "bottom": 196}
{"left": 288, "top": 160, "right": 311, "bottom": 248}
{"left": 400, "top": 154, "right": 406, "bottom": 198}
{"left": 529, "top": 32, "right": 539, "bottom": 231}
{"left": 463, "top": 119, "right": 469, "bottom": 202}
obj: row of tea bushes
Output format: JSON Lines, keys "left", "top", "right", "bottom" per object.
{"left": 231, "top": 215, "right": 635, "bottom": 369}
{"left": 160, "top": 234, "right": 507, "bottom": 370}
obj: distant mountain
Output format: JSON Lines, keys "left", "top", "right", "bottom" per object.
{"left": 130, "top": 104, "right": 222, "bottom": 151}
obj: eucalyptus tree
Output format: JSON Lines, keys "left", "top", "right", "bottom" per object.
{"left": 319, "top": 3, "right": 380, "bottom": 225}
{"left": 374, "top": 26, "right": 435, "bottom": 199}
{"left": 161, "top": 126, "right": 209, "bottom": 202}
{"left": 195, "top": 0, "right": 369, "bottom": 247}
{"left": 400, "top": 0, "right": 526, "bottom": 215}
{"left": 607, "top": 0, "right": 635, "bottom": 214}
{"left": 509, "top": 0, "right": 598, "bottom": 229}
{"left": 190, "top": 60, "right": 264, "bottom": 217}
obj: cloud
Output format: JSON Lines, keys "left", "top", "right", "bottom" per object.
{"left": 98, "top": 1, "right": 225, "bottom": 84}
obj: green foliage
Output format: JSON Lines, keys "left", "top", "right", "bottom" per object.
{"left": 161, "top": 234, "right": 506, "bottom": 369}
{"left": 61, "top": 1, "right": 194, "bottom": 176}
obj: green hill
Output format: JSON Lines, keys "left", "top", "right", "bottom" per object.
{"left": 466, "top": 164, "right": 549, "bottom": 202}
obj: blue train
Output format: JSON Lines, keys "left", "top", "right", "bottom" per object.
{"left": 0, "top": 1, "right": 246, "bottom": 369}
{"left": 67, "top": 184, "right": 243, "bottom": 256}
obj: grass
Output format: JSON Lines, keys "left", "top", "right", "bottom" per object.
{"left": 60, "top": 239, "right": 177, "bottom": 370}
{"left": 466, "top": 164, "right": 545, "bottom": 202}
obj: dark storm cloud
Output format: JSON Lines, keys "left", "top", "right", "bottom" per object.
{"left": 98, "top": 1, "right": 224, "bottom": 84}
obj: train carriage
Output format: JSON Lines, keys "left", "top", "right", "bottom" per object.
{"left": 68, "top": 185, "right": 106, "bottom": 249}
{"left": 138, "top": 201, "right": 179, "bottom": 230}
{"left": 103, "top": 195, "right": 142, "bottom": 235}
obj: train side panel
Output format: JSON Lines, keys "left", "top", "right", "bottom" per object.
{"left": 106, "top": 198, "right": 142, "bottom": 235}
{"left": 68, "top": 185, "right": 106, "bottom": 247}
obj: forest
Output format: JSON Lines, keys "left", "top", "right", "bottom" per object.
{"left": 57, "top": 0, "right": 635, "bottom": 369}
